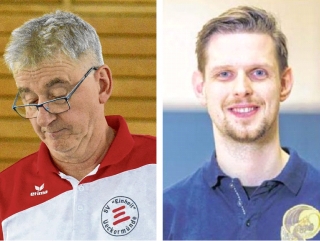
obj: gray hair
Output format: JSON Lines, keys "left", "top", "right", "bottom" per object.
{"left": 4, "top": 10, "right": 104, "bottom": 73}
{"left": 196, "top": 6, "right": 288, "bottom": 75}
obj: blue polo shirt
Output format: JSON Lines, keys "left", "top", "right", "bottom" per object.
{"left": 163, "top": 148, "right": 320, "bottom": 240}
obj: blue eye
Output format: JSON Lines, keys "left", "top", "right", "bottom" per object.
{"left": 251, "top": 69, "right": 268, "bottom": 80}
{"left": 220, "top": 72, "right": 229, "bottom": 77}
{"left": 216, "top": 71, "right": 234, "bottom": 81}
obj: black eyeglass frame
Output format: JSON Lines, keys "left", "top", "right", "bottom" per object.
{"left": 12, "top": 66, "right": 99, "bottom": 119}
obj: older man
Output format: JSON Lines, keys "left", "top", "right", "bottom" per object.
{"left": 0, "top": 11, "right": 156, "bottom": 240}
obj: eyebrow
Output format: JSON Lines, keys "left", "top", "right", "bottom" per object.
{"left": 208, "top": 65, "right": 234, "bottom": 77}
{"left": 45, "top": 78, "right": 69, "bottom": 88}
{"left": 208, "top": 63, "right": 275, "bottom": 75}
{"left": 17, "top": 78, "right": 69, "bottom": 94}
{"left": 18, "top": 87, "right": 31, "bottom": 94}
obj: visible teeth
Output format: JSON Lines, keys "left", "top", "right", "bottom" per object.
{"left": 233, "top": 107, "right": 255, "bottom": 113}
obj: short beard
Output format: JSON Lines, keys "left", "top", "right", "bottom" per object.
{"left": 223, "top": 118, "right": 270, "bottom": 143}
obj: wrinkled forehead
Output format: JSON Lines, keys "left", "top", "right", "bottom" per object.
{"left": 13, "top": 52, "right": 89, "bottom": 84}
{"left": 13, "top": 63, "right": 79, "bottom": 95}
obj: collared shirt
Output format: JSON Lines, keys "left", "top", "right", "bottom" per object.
{"left": 163, "top": 148, "right": 320, "bottom": 240}
{"left": 0, "top": 115, "right": 156, "bottom": 240}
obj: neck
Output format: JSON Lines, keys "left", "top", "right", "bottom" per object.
{"left": 214, "top": 127, "right": 289, "bottom": 186}
{"left": 52, "top": 126, "right": 116, "bottom": 181}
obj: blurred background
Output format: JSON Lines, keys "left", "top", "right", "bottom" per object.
{"left": 163, "top": 0, "right": 320, "bottom": 189}
{"left": 0, "top": 0, "right": 156, "bottom": 171}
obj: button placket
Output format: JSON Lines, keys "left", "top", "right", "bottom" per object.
{"left": 246, "top": 219, "right": 251, "bottom": 227}
{"left": 75, "top": 185, "right": 86, "bottom": 213}
{"left": 230, "top": 179, "right": 246, "bottom": 216}
{"left": 72, "top": 183, "right": 88, "bottom": 239}
{"left": 78, "top": 185, "right": 84, "bottom": 192}
{"left": 77, "top": 204, "right": 84, "bottom": 211}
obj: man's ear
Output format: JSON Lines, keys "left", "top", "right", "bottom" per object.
{"left": 280, "top": 67, "right": 293, "bottom": 102}
{"left": 95, "top": 65, "right": 113, "bottom": 104}
{"left": 192, "top": 70, "right": 207, "bottom": 106}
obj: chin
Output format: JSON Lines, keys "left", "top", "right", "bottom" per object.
{"left": 224, "top": 118, "right": 271, "bottom": 142}
{"left": 227, "top": 127, "right": 268, "bottom": 143}
{"left": 230, "top": 134, "right": 264, "bottom": 143}
{"left": 46, "top": 140, "right": 75, "bottom": 154}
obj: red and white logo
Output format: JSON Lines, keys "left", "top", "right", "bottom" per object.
{"left": 30, "top": 183, "right": 48, "bottom": 196}
{"left": 101, "top": 196, "right": 139, "bottom": 236}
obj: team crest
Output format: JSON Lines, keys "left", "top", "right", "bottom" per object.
{"left": 281, "top": 204, "right": 320, "bottom": 240}
{"left": 101, "top": 196, "right": 139, "bottom": 236}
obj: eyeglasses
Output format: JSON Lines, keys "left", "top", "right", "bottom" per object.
{"left": 12, "top": 66, "right": 98, "bottom": 119}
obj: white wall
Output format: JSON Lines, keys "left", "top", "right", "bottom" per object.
{"left": 162, "top": 0, "right": 320, "bottom": 112}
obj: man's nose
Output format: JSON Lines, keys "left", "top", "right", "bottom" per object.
{"left": 36, "top": 105, "right": 56, "bottom": 127}
{"left": 232, "top": 72, "right": 253, "bottom": 97}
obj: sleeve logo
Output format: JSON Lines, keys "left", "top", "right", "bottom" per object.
{"left": 101, "top": 196, "right": 139, "bottom": 236}
{"left": 281, "top": 204, "right": 320, "bottom": 240}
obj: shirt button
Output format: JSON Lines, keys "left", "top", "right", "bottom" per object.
{"left": 77, "top": 205, "right": 84, "bottom": 211}
{"left": 78, "top": 185, "right": 84, "bottom": 191}
{"left": 246, "top": 220, "right": 251, "bottom": 227}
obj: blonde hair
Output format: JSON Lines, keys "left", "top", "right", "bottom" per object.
{"left": 196, "top": 6, "right": 288, "bottom": 75}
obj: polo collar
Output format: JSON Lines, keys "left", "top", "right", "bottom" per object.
{"left": 203, "top": 153, "right": 226, "bottom": 188}
{"left": 99, "top": 115, "right": 134, "bottom": 168}
{"left": 37, "top": 142, "right": 59, "bottom": 175}
{"left": 36, "top": 115, "right": 134, "bottom": 175}
{"left": 203, "top": 147, "right": 307, "bottom": 195}
{"left": 272, "top": 147, "right": 307, "bottom": 195}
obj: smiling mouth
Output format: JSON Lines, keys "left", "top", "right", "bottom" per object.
{"left": 231, "top": 107, "right": 258, "bottom": 113}
{"left": 228, "top": 105, "right": 260, "bottom": 118}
